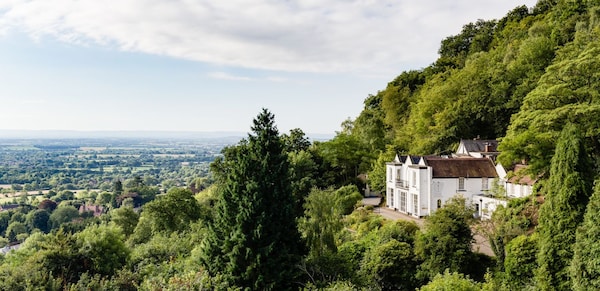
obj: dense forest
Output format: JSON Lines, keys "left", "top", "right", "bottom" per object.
{"left": 2, "top": 0, "right": 600, "bottom": 289}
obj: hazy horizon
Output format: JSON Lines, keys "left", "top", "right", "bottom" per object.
{"left": 0, "top": 129, "right": 334, "bottom": 140}
{"left": 0, "top": 1, "right": 536, "bottom": 135}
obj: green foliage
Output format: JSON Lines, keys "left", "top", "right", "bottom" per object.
{"left": 299, "top": 188, "right": 344, "bottom": 258}
{"left": 415, "top": 196, "right": 474, "bottom": 281}
{"left": 476, "top": 196, "right": 536, "bottom": 268}
{"left": 504, "top": 233, "right": 538, "bottom": 289}
{"left": 381, "top": 71, "right": 425, "bottom": 131}
{"left": 368, "top": 146, "right": 397, "bottom": 193}
{"left": 202, "top": 109, "right": 304, "bottom": 290}
{"left": 360, "top": 240, "right": 417, "bottom": 290}
{"left": 26, "top": 209, "right": 51, "bottom": 233}
{"left": 334, "top": 185, "right": 363, "bottom": 215}
{"left": 377, "top": 220, "right": 420, "bottom": 246}
{"left": 437, "top": 19, "right": 497, "bottom": 69}
{"left": 141, "top": 188, "right": 201, "bottom": 234}
{"left": 282, "top": 128, "right": 311, "bottom": 153}
{"left": 110, "top": 206, "right": 139, "bottom": 237}
{"left": 75, "top": 224, "right": 130, "bottom": 276}
{"left": 0, "top": 211, "right": 11, "bottom": 237}
{"left": 194, "top": 184, "right": 218, "bottom": 221}
{"left": 500, "top": 18, "right": 600, "bottom": 174}
{"left": 535, "top": 123, "right": 594, "bottom": 290}
{"left": 299, "top": 185, "right": 364, "bottom": 259}
{"left": 317, "top": 132, "right": 367, "bottom": 184}
{"left": 5, "top": 221, "right": 27, "bottom": 243}
{"left": 49, "top": 205, "right": 79, "bottom": 229}
{"left": 314, "top": 212, "right": 421, "bottom": 289}
{"left": 320, "top": 280, "right": 361, "bottom": 291}
{"left": 419, "top": 271, "right": 481, "bottom": 291}
{"left": 344, "top": 207, "right": 386, "bottom": 237}
{"left": 51, "top": 190, "right": 75, "bottom": 202}
{"left": 129, "top": 232, "right": 194, "bottom": 278}
{"left": 570, "top": 182, "right": 600, "bottom": 290}
{"left": 288, "top": 150, "right": 320, "bottom": 217}
{"left": 353, "top": 93, "right": 390, "bottom": 153}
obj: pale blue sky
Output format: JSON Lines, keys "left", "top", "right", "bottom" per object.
{"left": 0, "top": 0, "right": 537, "bottom": 135}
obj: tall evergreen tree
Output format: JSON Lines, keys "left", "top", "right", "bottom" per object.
{"left": 535, "top": 123, "right": 594, "bottom": 291}
{"left": 201, "top": 109, "right": 304, "bottom": 290}
{"left": 570, "top": 182, "right": 600, "bottom": 290}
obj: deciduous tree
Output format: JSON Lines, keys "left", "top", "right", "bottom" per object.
{"left": 415, "top": 196, "right": 474, "bottom": 281}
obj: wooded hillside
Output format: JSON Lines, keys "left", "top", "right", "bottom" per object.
{"left": 344, "top": 0, "right": 600, "bottom": 185}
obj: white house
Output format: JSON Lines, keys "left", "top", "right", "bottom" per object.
{"left": 386, "top": 155, "right": 498, "bottom": 218}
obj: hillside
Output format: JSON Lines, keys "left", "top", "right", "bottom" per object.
{"left": 346, "top": 0, "right": 600, "bottom": 182}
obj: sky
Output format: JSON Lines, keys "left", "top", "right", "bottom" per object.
{"left": 0, "top": 0, "right": 538, "bottom": 136}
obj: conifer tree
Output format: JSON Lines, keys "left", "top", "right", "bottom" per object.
{"left": 570, "top": 182, "right": 600, "bottom": 290}
{"left": 201, "top": 109, "right": 304, "bottom": 290}
{"left": 535, "top": 123, "right": 593, "bottom": 291}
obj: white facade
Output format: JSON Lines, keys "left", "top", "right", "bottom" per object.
{"left": 496, "top": 163, "right": 535, "bottom": 198}
{"left": 386, "top": 155, "right": 497, "bottom": 218}
{"left": 473, "top": 194, "right": 508, "bottom": 220}
{"left": 506, "top": 183, "right": 532, "bottom": 198}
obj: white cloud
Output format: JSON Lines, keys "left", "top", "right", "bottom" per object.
{"left": 0, "top": 0, "right": 537, "bottom": 74}
{"left": 207, "top": 71, "right": 289, "bottom": 82}
{"left": 207, "top": 72, "right": 255, "bottom": 81}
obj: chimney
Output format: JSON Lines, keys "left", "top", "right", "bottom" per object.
{"left": 484, "top": 143, "right": 490, "bottom": 152}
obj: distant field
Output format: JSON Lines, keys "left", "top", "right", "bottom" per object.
{"left": 80, "top": 147, "right": 108, "bottom": 151}
{"left": 2, "top": 145, "right": 39, "bottom": 150}
{"left": 101, "top": 165, "right": 154, "bottom": 173}
{"left": 0, "top": 194, "right": 43, "bottom": 204}
{"left": 75, "top": 154, "right": 142, "bottom": 158}
{"left": 153, "top": 154, "right": 196, "bottom": 158}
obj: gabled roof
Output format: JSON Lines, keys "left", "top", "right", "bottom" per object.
{"left": 395, "top": 155, "right": 421, "bottom": 164}
{"left": 410, "top": 156, "right": 421, "bottom": 164}
{"left": 459, "top": 139, "right": 499, "bottom": 153}
{"left": 423, "top": 157, "right": 498, "bottom": 178}
{"left": 398, "top": 155, "right": 408, "bottom": 163}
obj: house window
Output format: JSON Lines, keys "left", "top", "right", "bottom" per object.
{"left": 458, "top": 177, "right": 465, "bottom": 190}
{"left": 482, "top": 177, "right": 488, "bottom": 191}
{"left": 412, "top": 172, "right": 416, "bottom": 187}
{"left": 390, "top": 189, "right": 394, "bottom": 207}
{"left": 400, "top": 192, "right": 407, "bottom": 212}
{"left": 387, "top": 168, "right": 392, "bottom": 181}
{"left": 413, "top": 194, "right": 418, "bottom": 215}
{"left": 437, "top": 199, "right": 442, "bottom": 209}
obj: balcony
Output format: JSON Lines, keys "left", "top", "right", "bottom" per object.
{"left": 395, "top": 179, "right": 409, "bottom": 189}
